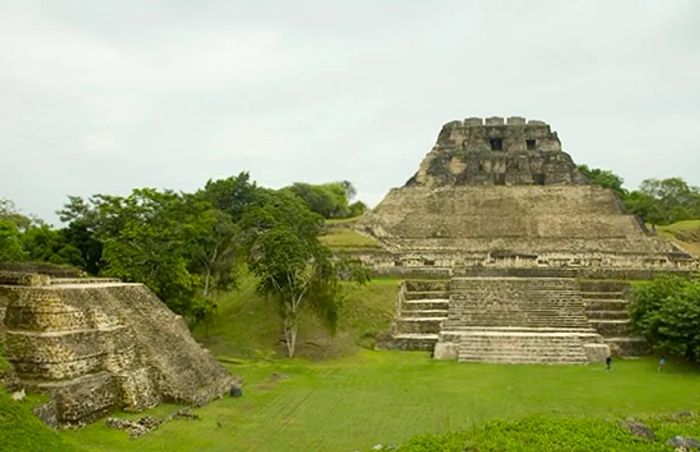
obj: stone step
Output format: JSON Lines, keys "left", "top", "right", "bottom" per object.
{"left": 450, "top": 291, "right": 582, "bottom": 298}
{"left": 459, "top": 356, "right": 587, "bottom": 364}
{"left": 50, "top": 277, "right": 121, "bottom": 285}
{"left": 400, "top": 309, "right": 449, "bottom": 319}
{"left": 580, "top": 291, "right": 626, "bottom": 300}
{"left": 586, "top": 310, "right": 629, "bottom": 320}
{"left": 585, "top": 299, "right": 628, "bottom": 310}
{"left": 405, "top": 291, "right": 449, "bottom": 300}
{"left": 405, "top": 280, "right": 449, "bottom": 292}
{"left": 402, "top": 299, "right": 449, "bottom": 311}
{"left": 394, "top": 318, "right": 443, "bottom": 335}
{"left": 445, "top": 316, "right": 590, "bottom": 325}
{"left": 578, "top": 281, "right": 629, "bottom": 292}
{"left": 445, "top": 320, "right": 591, "bottom": 328}
{"left": 589, "top": 319, "right": 633, "bottom": 337}
{"left": 442, "top": 327, "right": 597, "bottom": 334}
{"left": 391, "top": 334, "right": 438, "bottom": 351}
{"left": 456, "top": 332, "right": 589, "bottom": 364}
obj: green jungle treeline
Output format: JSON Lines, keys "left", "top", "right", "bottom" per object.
{"left": 0, "top": 174, "right": 369, "bottom": 356}
{"left": 578, "top": 165, "right": 700, "bottom": 225}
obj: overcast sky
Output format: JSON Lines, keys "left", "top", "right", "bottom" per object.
{"left": 1, "top": 0, "right": 699, "bottom": 224}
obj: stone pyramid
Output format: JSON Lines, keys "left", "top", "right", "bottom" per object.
{"left": 358, "top": 116, "right": 695, "bottom": 275}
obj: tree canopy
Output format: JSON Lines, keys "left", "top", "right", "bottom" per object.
{"left": 283, "top": 180, "right": 367, "bottom": 219}
{"left": 0, "top": 174, "right": 369, "bottom": 337}
{"left": 577, "top": 165, "right": 700, "bottom": 225}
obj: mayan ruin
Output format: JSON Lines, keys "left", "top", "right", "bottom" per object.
{"left": 0, "top": 270, "right": 238, "bottom": 427}
{"left": 355, "top": 117, "right": 697, "bottom": 364}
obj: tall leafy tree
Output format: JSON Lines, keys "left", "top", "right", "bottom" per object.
{"left": 284, "top": 180, "right": 366, "bottom": 219}
{"left": 250, "top": 226, "right": 339, "bottom": 357}
{"left": 636, "top": 178, "right": 700, "bottom": 225}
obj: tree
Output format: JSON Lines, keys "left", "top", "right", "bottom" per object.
{"left": 577, "top": 165, "right": 626, "bottom": 196}
{"left": 181, "top": 195, "right": 240, "bottom": 296}
{"left": 0, "top": 220, "right": 27, "bottom": 262}
{"left": 201, "top": 172, "right": 260, "bottom": 220}
{"left": 636, "top": 178, "right": 700, "bottom": 225}
{"left": 249, "top": 225, "right": 340, "bottom": 357}
{"left": 630, "top": 276, "right": 700, "bottom": 362}
{"left": 284, "top": 180, "right": 366, "bottom": 219}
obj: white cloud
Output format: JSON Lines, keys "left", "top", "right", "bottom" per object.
{"left": 0, "top": 0, "right": 699, "bottom": 223}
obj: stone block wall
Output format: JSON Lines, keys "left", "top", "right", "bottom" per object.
{"left": 357, "top": 185, "right": 696, "bottom": 272}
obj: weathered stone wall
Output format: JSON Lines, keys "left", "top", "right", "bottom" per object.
{"left": 0, "top": 278, "right": 236, "bottom": 426}
{"left": 357, "top": 116, "right": 697, "bottom": 275}
{"left": 407, "top": 117, "right": 587, "bottom": 187}
{"left": 358, "top": 185, "right": 696, "bottom": 271}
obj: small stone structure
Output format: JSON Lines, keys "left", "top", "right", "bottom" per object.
{"left": 0, "top": 271, "right": 237, "bottom": 426}
{"left": 364, "top": 117, "right": 699, "bottom": 364}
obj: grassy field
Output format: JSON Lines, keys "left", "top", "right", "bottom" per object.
{"left": 319, "top": 227, "right": 382, "bottom": 250}
{"left": 193, "top": 275, "right": 398, "bottom": 359}
{"left": 60, "top": 352, "right": 700, "bottom": 451}
{"left": 654, "top": 219, "right": 700, "bottom": 257}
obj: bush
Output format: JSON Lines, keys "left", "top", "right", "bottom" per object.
{"left": 630, "top": 276, "right": 700, "bottom": 361}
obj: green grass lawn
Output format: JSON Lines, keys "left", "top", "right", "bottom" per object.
{"left": 61, "top": 351, "right": 700, "bottom": 452}
{"left": 319, "top": 227, "right": 382, "bottom": 250}
{"left": 193, "top": 274, "right": 399, "bottom": 359}
{"left": 653, "top": 219, "right": 700, "bottom": 257}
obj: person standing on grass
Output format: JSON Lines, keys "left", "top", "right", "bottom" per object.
{"left": 658, "top": 355, "right": 667, "bottom": 372}
{"left": 606, "top": 355, "right": 612, "bottom": 371}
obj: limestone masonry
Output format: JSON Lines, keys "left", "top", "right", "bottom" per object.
{"left": 358, "top": 117, "right": 695, "bottom": 273}
{"left": 359, "top": 117, "right": 698, "bottom": 364}
{"left": 0, "top": 271, "right": 237, "bottom": 426}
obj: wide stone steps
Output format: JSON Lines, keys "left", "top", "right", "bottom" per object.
{"left": 402, "top": 309, "right": 449, "bottom": 318}
{"left": 401, "top": 299, "right": 449, "bottom": 311}
{"left": 457, "top": 333, "right": 588, "bottom": 364}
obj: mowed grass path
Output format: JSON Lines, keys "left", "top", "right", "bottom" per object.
{"left": 64, "top": 351, "right": 700, "bottom": 452}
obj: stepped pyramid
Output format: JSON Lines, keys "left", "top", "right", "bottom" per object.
{"left": 361, "top": 116, "right": 697, "bottom": 364}
{"left": 358, "top": 116, "right": 694, "bottom": 274}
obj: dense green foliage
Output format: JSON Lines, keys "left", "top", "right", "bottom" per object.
{"left": 60, "top": 352, "right": 700, "bottom": 451}
{"left": 578, "top": 165, "right": 700, "bottom": 225}
{"left": 284, "top": 180, "right": 366, "bottom": 219}
{"left": 398, "top": 414, "right": 700, "bottom": 451}
{"left": 0, "top": 199, "right": 85, "bottom": 267}
{"left": 630, "top": 276, "right": 700, "bottom": 361}
{"left": 0, "top": 173, "right": 368, "bottom": 329}
{"left": 578, "top": 164, "right": 626, "bottom": 196}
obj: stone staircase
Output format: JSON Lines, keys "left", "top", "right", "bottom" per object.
{"left": 391, "top": 280, "right": 449, "bottom": 351}
{"left": 457, "top": 332, "right": 589, "bottom": 364}
{"left": 434, "top": 277, "right": 605, "bottom": 364}
{"left": 579, "top": 280, "right": 649, "bottom": 356}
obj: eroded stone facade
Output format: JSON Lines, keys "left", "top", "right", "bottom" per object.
{"left": 406, "top": 117, "right": 586, "bottom": 187}
{"left": 0, "top": 273, "right": 237, "bottom": 426}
